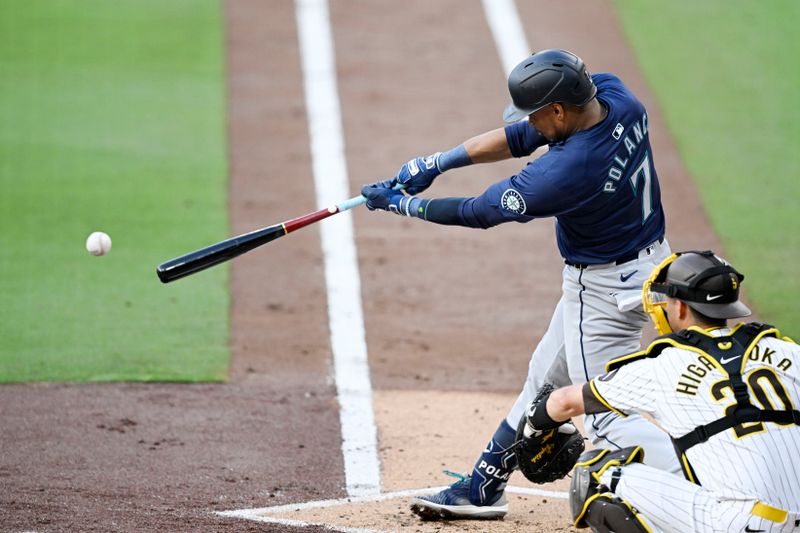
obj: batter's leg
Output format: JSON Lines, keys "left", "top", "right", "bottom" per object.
{"left": 410, "top": 297, "right": 570, "bottom": 519}
{"left": 561, "top": 264, "right": 681, "bottom": 473}
{"left": 585, "top": 411, "right": 680, "bottom": 473}
{"left": 561, "top": 265, "right": 646, "bottom": 383}
{"left": 506, "top": 296, "right": 570, "bottom": 427}
{"left": 472, "top": 295, "right": 570, "bottom": 506}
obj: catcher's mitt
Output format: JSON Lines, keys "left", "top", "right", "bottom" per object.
{"left": 514, "top": 384, "right": 585, "bottom": 484}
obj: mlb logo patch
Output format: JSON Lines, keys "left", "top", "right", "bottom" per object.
{"left": 612, "top": 123, "right": 624, "bottom": 140}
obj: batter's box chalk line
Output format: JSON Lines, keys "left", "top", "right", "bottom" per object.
{"left": 215, "top": 485, "right": 568, "bottom": 532}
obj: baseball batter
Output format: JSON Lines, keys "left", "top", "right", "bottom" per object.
{"left": 524, "top": 251, "right": 800, "bottom": 532}
{"left": 361, "top": 49, "right": 680, "bottom": 519}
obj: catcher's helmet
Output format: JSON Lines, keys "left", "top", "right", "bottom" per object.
{"left": 503, "top": 49, "right": 597, "bottom": 122}
{"left": 642, "top": 250, "right": 751, "bottom": 334}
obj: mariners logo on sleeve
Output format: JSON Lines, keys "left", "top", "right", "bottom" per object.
{"left": 501, "top": 188, "right": 526, "bottom": 214}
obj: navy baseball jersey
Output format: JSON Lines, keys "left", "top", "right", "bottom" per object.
{"left": 458, "top": 73, "right": 665, "bottom": 265}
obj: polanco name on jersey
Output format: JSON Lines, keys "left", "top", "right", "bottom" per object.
{"left": 603, "top": 111, "right": 649, "bottom": 193}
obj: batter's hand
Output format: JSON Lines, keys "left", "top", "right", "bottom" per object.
{"left": 361, "top": 182, "right": 404, "bottom": 212}
{"left": 395, "top": 153, "right": 442, "bottom": 194}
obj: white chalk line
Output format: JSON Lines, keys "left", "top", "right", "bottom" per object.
{"left": 216, "top": 514, "right": 388, "bottom": 533}
{"left": 291, "top": 0, "right": 535, "bottom": 500}
{"left": 216, "top": 2, "right": 564, "bottom": 529}
{"left": 262, "top": 0, "right": 543, "bottom": 528}
{"left": 216, "top": 485, "right": 568, "bottom": 531}
{"left": 295, "top": 0, "right": 381, "bottom": 497}
{"left": 481, "top": 0, "right": 530, "bottom": 76}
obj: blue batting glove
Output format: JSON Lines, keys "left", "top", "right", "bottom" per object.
{"left": 361, "top": 183, "right": 404, "bottom": 212}
{"left": 363, "top": 177, "right": 396, "bottom": 190}
{"left": 395, "top": 153, "right": 442, "bottom": 195}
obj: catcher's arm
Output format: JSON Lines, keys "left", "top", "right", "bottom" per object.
{"left": 529, "top": 381, "right": 614, "bottom": 431}
{"left": 533, "top": 384, "right": 586, "bottom": 428}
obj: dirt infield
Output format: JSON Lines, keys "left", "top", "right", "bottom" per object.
{"left": 0, "top": 1, "right": 725, "bottom": 531}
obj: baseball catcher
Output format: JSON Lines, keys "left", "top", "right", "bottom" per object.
{"left": 521, "top": 251, "right": 800, "bottom": 532}
{"left": 514, "top": 383, "right": 585, "bottom": 484}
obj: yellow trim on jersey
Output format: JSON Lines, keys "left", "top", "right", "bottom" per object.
{"left": 679, "top": 453, "right": 698, "bottom": 484}
{"left": 605, "top": 347, "right": 649, "bottom": 371}
{"left": 607, "top": 336, "right": 726, "bottom": 374}
{"left": 752, "top": 501, "right": 788, "bottom": 523}
{"left": 639, "top": 514, "right": 655, "bottom": 533}
{"left": 741, "top": 327, "right": 781, "bottom": 373}
{"left": 605, "top": 348, "right": 648, "bottom": 371}
{"left": 588, "top": 379, "right": 628, "bottom": 417}
{"left": 606, "top": 323, "right": 781, "bottom": 375}
{"left": 684, "top": 323, "right": 780, "bottom": 377}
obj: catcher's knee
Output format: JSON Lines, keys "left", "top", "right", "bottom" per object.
{"left": 570, "top": 446, "right": 650, "bottom": 532}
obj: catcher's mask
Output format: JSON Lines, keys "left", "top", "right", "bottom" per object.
{"left": 642, "top": 250, "right": 751, "bottom": 335}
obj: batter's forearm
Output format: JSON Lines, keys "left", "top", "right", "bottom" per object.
{"left": 396, "top": 195, "right": 498, "bottom": 229}
{"left": 463, "top": 128, "right": 513, "bottom": 163}
{"left": 398, "top": 197, "right": 468, "bottom": 226}
{"left": 436, "top": 144, "right": 472, "bottom": 172}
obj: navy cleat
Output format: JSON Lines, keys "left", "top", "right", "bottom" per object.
{"left": 409, "top": 472, "right": 508, "bottom": 520}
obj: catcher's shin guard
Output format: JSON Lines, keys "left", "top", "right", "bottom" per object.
{"left": 580, "top": 493, "right": 650, "bottom": 533}
{"left": 469, "top": 420, "right": 517, "bottom": 506}
{"left": 570, "top": 447, "right": 649, "bottom": 532}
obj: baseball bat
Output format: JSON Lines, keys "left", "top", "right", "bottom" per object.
{"left": 156, "top": 193, "right": 369, "bottom": 283}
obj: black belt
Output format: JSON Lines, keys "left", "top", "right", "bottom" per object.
{"left": 565, "top": 237, "right": 664, "bottom": 270}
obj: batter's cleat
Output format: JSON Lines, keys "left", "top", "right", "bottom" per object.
{"left": 409, "top": 473, "right": 508, "bottom": 520}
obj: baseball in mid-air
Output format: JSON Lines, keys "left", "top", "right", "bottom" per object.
{"left": 86, "top": 231, "right": 112, "bottom": 256}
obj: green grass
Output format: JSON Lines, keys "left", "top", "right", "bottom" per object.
{"left": 614, "top": 0, "right": 800, "bottom": 338}
{"left": 0, "top": 0, "right": 230, "bottom": 382}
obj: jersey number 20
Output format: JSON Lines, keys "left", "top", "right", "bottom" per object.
{"left": 711, "top": 368, "right": 794, "bottom": 438}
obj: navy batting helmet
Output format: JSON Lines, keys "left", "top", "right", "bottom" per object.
{"left": 503, "top": 49, "right": 597, "bottom": 123}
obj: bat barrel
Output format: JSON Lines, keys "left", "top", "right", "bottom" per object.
{"left": 156, "top": 246, "right": 236, "bottom": 283}
{"left": 155, "top": 198, "right": 365, "bottom": 284}
{"left": 156, "top": 224, "right": 286, "bottom": 283}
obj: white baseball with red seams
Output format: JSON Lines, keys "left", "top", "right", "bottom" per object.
{"left": 86, "top": 231, "right": 112, "bottom": 256}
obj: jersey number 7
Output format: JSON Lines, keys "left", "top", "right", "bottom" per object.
{"left": 630, "top": 151, "right": 654, "bottom": 223}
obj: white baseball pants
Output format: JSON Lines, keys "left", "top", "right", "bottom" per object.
{"left": 507, "top": 239, "right": 681, "bottom": 474}
{"left": 602, "top": 463, "right": 800, "bottom": 533}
